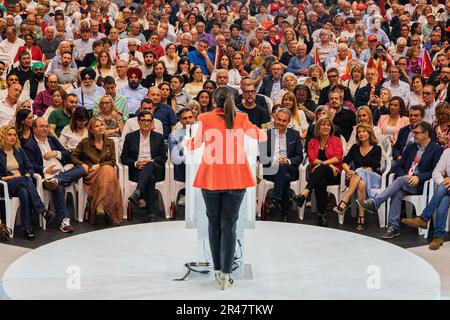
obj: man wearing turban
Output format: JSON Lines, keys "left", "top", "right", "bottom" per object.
{"left": 118, "top": 67, "right": 147, "bottom": 116}
{"left": 73, "top": 68, "right": 105, "bottom": 113}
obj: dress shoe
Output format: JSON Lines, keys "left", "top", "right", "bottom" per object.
{"left": 23, "top": 228, "right": 35, "bottom": 240}
{"left": 429, "top": 237, "right": 444, "bottom": 250}
{"left": 318, "top": 214, "right": 327, "bottom": 227}
{"left": 42, "top": 209, "right": 55, "bottom": 223}
{"left": 401, "top": 216, "right": 428, "bottom": 229}
{"left": 44, "top": 178, "right": 59, "bottom": 191}
{"left": 128, "top": 190, "right": 140, "bottom": 206}
{"left": 268, "top": 198, "right": 282, "bottom": 213}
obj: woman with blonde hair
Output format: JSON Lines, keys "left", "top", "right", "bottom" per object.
{"left": 279, "top": 27, "right": 297, "bottom": 56}
{"left": 333, "top": 123, "right": 382, "bottom": 231}
{"left": 0, "top": 125, "right": 54, "bottom": 240}
{"left": 281, "top": 91, "right": 308, "bottom": 139}
{"left": 94, "top": 95, "right": 124, "bottom": 138}
{"left": 304, "top": 64, "right": 326, "bottom": 104}
{"left": 346, "top": 106, "right": 384, "bottom": 151}
{"left": 273, "top": 72, "right": 299, "bottom": 105}
{"left": 71, "top": 117, "right": 123, "bottom": 225}
{"left": 345, "top": 64, "right": 367, "bottom": 98}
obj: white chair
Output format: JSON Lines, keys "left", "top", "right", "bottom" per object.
{"left": 0, "top": 180, "right": 20, "bottom": 238}
{"left": 387, "top": 173, "right": 432, "bottom": 237}
{"left": 120, "top": 162, "right": 171, "bottom": 220}
{"left": 420, "top": 181, "right": 450, "bottom": 239}
{"left": 168, "top": 158, "right": 185, "bottom": 220}
{"left": 33, "top": 174, "right": 78, "bottom": 229}
{"left": 257, "top": 163, "right": 301, "bottom": 219}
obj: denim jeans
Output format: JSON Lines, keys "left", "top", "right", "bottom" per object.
{"left": 201, "top": 188, "right": 246, "bottom": 274}
{"left": 52, "top": 166, "right": 85, "bottom": 221}
{"left": 420, "top": 184, "right": 450, "bottom": 238}
{"left": 7, "top": 176, "right": 46, "bottom": 231}
{"left": 372, "top": 176, "right": 420, "bottom": 231}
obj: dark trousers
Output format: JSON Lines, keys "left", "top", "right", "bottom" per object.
{"left": 264, "top": 164, "right": 297, "bottom": 212}
{"left": 51, "top": 166, "right": 85, "bottom": 221}
{"left": 135, "top": 162, "right": 163, "bottom": 216}
{"left": 7, "top": 176, "right": 46, "bottom": 231}
{"left": 201, "top": 188, "right": 246, "bottom": 274}
{"left": 174, "top": 164, "right": 186, "bottom": 183}
{"left": 305, "top": 164, "right": 340, "bottom": 214}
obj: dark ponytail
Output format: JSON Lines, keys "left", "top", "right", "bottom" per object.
{"left": 214, "top": 86, "right": 236, "bottom": 129}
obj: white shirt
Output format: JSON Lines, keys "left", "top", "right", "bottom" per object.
{"left": 424, "top": 101, "right": 437, "bottom": 125}
{"left": 137, "top": 131, "right": 152, "bottom": 162}
{"left": 35, "top": 136, "right": 63, "bottom": 174}
{"left": 382, "top": 80, "right": 410, "bottom": 102}
{"left": 120, "top": 117, "right": 163, "bottom": 150}
{"left": 273, "top": 129, "right": 288, "bottom": 166}
{"left": 59, "top": 125, "right": 88, "bottom": 151}
{"left": 119, "top": 51, "right": 144, "bottom": 68}
{"left": 0, "top": 38, "right": 25, "bottom": 65}
{"left": 270, "top": 80, "right": 282, "bottom": 101}
{"left": 115, "top": 77, "right": 128, "bottom": 91}
{"left": 432, "top": 148, "right": 450, "bottom": 185}
{"left": 0, "top": 98, "right": 16, "bottom": 126}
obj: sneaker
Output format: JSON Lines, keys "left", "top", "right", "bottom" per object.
{"left": 44, "top": 178, "right": 59, "bottom": 191}
{"left": 401, "top": 216, "right": 428, "bottom": 229}
{"left": 356, "top": 199, "right": 378, "bottom": 215}
{"left": 382, "top": 227, "right": 400, "bottom": 239}
{"left": 23, "top": 228, "right": 35, "bottom": 241}
{"left": 60, "top": 218, "right": 74, "bottom": 233}
{"left": 429, "top": 237, "right": 444, "bottom": 250}
{"left": 219, "top": 273, "right": 233, "bottom": 290}
{"left": 177, "top": 195, "right": 186, "bottom": 206}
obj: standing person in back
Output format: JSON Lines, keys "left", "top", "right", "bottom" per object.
{"left": 186, "top": 86, "right": 267, "bottom": 290}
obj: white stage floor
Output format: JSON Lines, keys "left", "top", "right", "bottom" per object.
{"left": 1, "top": 221, "right": 441, "bottom": 299}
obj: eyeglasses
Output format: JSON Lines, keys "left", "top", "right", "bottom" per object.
{"left": 422, "top": 91, "right": 433, "bottom": 95}
{"left": 328, "top": 74, "right": 338, "bottom": 78}
{"left": 243, "top": 90, "right": 256, "bottom": 94}
{"left": 412, "top": 130, "right": 425, "bottom": 135}
{"left": 139, "top": 119, "right": 153, "bottom": 123}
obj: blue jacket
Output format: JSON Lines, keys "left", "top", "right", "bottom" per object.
{"left": 259, "top": 128, "right": 303, "bottom": 180}
{"left": 395, "top": 140, "right": 443, "bottom": 192}
{"left": 0, "top": 148, "right": 34, "bottom": 178}
{"left": 258, "top": 75, "right": 284, "bottom": 99}
{"left": 120, "top": 130, "right": 167, "bottom": 182}
{"left": 392, "top": 126, "right": 437, "bottom": 160}
{"left": 23, "top": 135, "right": 72, "bottom": 175}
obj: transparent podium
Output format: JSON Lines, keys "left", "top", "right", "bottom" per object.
{"left": 183, "top": 123, "right": 258, "bottom": 280}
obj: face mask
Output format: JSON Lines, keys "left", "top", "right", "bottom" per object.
{"left": 129, "top": 81, "right": 139, "bottom": 89}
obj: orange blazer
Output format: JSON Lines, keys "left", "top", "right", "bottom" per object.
{"left": 187, "top": 109, "right": 267, "bottom": 190}
{"left": 377, "top": 115, "right": 410, "bottom": 144}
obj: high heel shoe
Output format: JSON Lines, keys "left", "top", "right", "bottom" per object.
{"left": 356, "top": 215, "right": 365, "bottom": 231}
{"left": 295, "top": 194, "right": 306, "bottom": 208}
{"left": 332, "top": 200, "right": 350, "bottom": 216}
{"left": 318, "top": 214, "right": 327, "bottom": 227}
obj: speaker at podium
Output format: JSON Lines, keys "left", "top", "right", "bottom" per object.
{"left": 183, "top": 122, "right": 259, "bottom": 280}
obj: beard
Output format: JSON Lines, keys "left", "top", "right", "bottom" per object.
{"left": 129, "top": 81, "right": 140, "bottom": 89}
{"left": 82, "top": 84, "right": 95, "bottom": 96}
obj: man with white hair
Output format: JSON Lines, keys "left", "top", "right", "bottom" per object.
{"left": 287, "top": 43, "right": 314, "bottom": 76}
{"left": 388, "top": 37, "right": 408, "bottom": 62}
{"left": 177, "top": 32, "right": 196, "bottom": 57}
{"left": 37, "top": 26, "right": 61, "bottom": 61}
{"left": 310, "top": 30, "right": 336, "bottom": 65}
{"left": 108, "top": 28, "right": 127, "bottom": 63}
{"left": 73, "top": 68, "right": 105, "bottom": 112}
{"left": 0, "top": 26, "right": 25, "bottom": 65}
{"left": 327, "top": 43, "right": 351, "bottom": 76}
{"left": 90, "top": 19, "right": 106, "bottom": 41}
{"left": 119, "top": 39, "right": 144, "bottom": 68}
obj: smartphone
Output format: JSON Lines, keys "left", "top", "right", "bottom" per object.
{"left": 312, "top": 77, "right": 318, "bottom": 82}
{"left": 130, "top": 51, "right": 135, "bottom": 57}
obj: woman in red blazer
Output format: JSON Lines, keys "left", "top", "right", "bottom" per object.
{"left": 187, "top": 86, "right": 267, "bottom": 290}
{"left": 296, "top": 116, "right": 343, "bottom": 226}
{"left": 187, "top": 87, "right": 267, "bottom": 290}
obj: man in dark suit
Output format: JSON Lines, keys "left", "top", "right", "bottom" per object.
{"left": 259, "top": 108, "right": 303, "bottom": 220}
{"left": 354, "top": 67, "right": 382, "bottom": 108}
{"left": 258, "top": 62, "right": 285, "bottom": 101}
{"left": 392, "top": 105, "right": 437, "bottom": 166}
{"left": 24, "top": 117, "right": 85, "bottom": 233}
{"left": 121, "top": 111, "right": 167, "bottom": 222}
{"left": 318, "top": 68, "right": 352, "bottom": 106}
{"left": 358, "top": 121, "right": 443, "bottom": 239}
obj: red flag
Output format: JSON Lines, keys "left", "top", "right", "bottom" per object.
{"left": 421, "top": 50, "right": 434, "bottom": 79}
{"left": 314, "top": 47, "right": 320, "bottom": 65}
{"left": 379, "top": 0, "right": 386, "bottom": 19}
